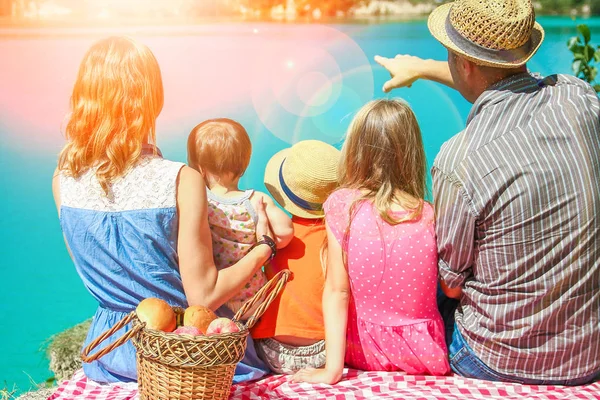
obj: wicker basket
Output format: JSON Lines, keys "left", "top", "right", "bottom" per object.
{"left": 81, "top": 270, "right": 292, "bottom": 400}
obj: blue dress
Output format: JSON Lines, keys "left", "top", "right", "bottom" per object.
{"left": 59, "top": 152, "right": 268, "bottom": 384}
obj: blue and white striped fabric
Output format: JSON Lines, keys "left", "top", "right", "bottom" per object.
{"left": 59, "top": 152, "right": 267, "bottom": 384}
{"left": 432, "top": 73, "right": 600, "bottom": 381}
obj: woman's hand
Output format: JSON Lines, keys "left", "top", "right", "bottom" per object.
{"left": 291, "top": 367, "right": 341, "bottom": 385}
{"left": 177, "top": 166, "right": 273, "bottom": 310}
{"left": 255, "top": 192, "right": 294, "bottom": 249}
{"left": 255, "top": 197, "right": 274, "bottom": 242}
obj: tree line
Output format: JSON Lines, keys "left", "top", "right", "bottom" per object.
{"left": 537, "top": 0, "right": 600, "bottom": 15}
{"left": 235, "top": 0, "right": 599, "bottom": 16}
{"left": 1, "top": 0, "right": 597, "bottom": 20}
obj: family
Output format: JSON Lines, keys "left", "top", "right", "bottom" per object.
{"left": 52, "top": 0, "right": 600, "bottom": 390}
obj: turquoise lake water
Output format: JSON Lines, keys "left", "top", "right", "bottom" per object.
{"left": 1, "top": 16, "right": 599, "bottom": 394}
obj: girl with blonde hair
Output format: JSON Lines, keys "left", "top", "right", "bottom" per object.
{"left": 294, "top": 99, "right": 450, "bottom": 384}
{"left": 52, "top": 36, "right": 274, "bottom": 383}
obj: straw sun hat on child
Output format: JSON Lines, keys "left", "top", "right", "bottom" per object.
{"left": 264, "top": 140, "right": 340, "bottom": 219}
{"left": 427, "top": 0, "right": 545, "bottom": 68}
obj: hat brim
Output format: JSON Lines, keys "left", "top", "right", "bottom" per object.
{"left": 264, "top": 148, "right": 326, "bottom": 220}
{"left": 428, "top": 3, "right": 545, "bottom": 68}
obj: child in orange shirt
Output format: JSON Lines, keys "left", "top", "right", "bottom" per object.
{"left": 251, "top": 140, "right": 340, "bottom": 374}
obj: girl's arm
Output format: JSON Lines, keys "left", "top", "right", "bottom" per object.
{"left": 254, "top": 191, "right": 294, "bottom": 249}
{"left": 292, "top": 221, "right": 350, "bottom": 385}
{"left": 178, "top": 166, "right": 273, "bottom": 310}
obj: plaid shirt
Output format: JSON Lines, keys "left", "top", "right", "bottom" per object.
{"left": 433, "top": 73, "right": 600, "bottom": 380}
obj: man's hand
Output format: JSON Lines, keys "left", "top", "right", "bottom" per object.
{"left": 291, "top": 367, "right": 341, "bottom": 385}
{"left": 374, "top": 54, "right": 427, "bottom": 92}
{"left": 440, "top": 278, "right": 462, "bottom": 299}
{"left": 374, "top": 55, "right": 455, "bottom": 91}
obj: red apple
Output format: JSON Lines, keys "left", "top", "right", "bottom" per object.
{"left": 173, "top": 326, "right": 203, "bottom": 336}
{"left": 205, "top": 317, "right": 240, "bottom": 335}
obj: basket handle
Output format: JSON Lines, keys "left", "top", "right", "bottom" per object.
{"left": 81, "top": 311, "right": 143, "bottom": 363}
{"left": 233, "top": 269, "right": 292, "bottom": 330}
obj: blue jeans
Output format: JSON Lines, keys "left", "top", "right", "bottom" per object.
{"left": 436, "top": 284, "right": 459, "bottom": 346}
{"left": 449, "top": 325, "right": 600, "bottom": 386}
{"left": 437, "top": 286, "right": 600, "bottom": 386}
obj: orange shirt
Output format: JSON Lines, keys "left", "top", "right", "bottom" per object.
{"left": 251, "top": 217, "right": 325, "bottom": 340}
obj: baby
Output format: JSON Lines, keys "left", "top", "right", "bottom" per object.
{"left": 187, "top": 118, "right": 294, "bottom": 312}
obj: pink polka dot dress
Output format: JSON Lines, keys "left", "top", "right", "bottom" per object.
{"left": 324, "top": 188, "right": 450, "bottom": 376}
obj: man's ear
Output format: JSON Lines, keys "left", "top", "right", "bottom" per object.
{"left": 461, "top": 57, "right": 477, "bottom": 79}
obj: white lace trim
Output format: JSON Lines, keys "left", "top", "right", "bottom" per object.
{"left": 60, "top": 157, "right": 185, "bottom": 212}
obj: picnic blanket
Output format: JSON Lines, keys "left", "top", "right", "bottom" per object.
{"left": 48, "top": 368, "right": 600, "bottom": 400}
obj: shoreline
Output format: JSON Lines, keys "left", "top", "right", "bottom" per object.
{"left": 0, "top": 14, "right": 429, "bottom": 25}
{"left": 0, "top": 15, "right": 426, "bottom": 38}
{"left": 0, "top": 14, "right": 596, "bottom": 38}
{"left": 0, "top": 0, "right": 596, "bottom": 34}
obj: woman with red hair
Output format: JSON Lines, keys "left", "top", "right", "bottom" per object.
{"left": 52, "top": 36, "right": 274, "bottom": 383}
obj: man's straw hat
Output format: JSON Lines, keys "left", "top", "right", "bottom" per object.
{"left": 428, "top": 0, "right": 545, "bottom": 68}
{"left": 264, "top": 140, "right": 340, "bottom": 219}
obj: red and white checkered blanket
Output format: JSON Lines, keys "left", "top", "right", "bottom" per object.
{"left": 48, "top": 369, "right": 600, "bottom": 400}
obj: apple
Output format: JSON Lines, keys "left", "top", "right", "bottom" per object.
{"left": 173, "top": 326, "right": 203, "bottom": 336}
{"left": 205, "top": 317, "right": 240, "bottom": 335}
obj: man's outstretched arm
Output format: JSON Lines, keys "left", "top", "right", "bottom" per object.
{"left": 374, "top": 55, "right": 455, "bottom": 92}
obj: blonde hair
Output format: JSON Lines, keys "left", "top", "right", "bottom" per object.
{"left": 340, "top": 99, "right": 426, "bottom": 223}
{"left": 58, "top": 36, "right": 164, "bottom": 194}
{"left": 187, "top": 118, "right": 252, "bottom": 178}
{"left": 324, "top": 99, "right": 426, "bottom": 272}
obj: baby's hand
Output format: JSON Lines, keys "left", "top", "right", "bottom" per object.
{"left": 255, "top": 197, "right": 274, "bottom": 242}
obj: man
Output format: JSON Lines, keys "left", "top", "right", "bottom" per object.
{"left": 376, "top": 0, "right": 600, "bottom": 385}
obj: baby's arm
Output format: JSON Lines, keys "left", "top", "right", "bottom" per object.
{"left": 253, "top": 192, "right": 294, "bottom": 249}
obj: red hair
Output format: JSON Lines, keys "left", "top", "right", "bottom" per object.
{"left": 58, "top": 36, "right": 164, "bottom": 194}
{"left": 187, "top": 118, "right": 252, "bottom": 178}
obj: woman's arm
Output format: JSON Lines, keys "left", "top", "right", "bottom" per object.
{"left": 254, "top": 192, "right": 294, "bottom": 249}
{"left": 292, "top": 221, "right": 349, "bottom": 385}
{"left": 177, "top": 166, "right": 273, "bottom": 310}
{"left": 374, "top": 55, "right": 455, "bottom": 92}
{"left": 52, "top": 168, "right": 77, "bottom": 259}
{"left": 52, "top": 168, "right": 61, "bottom": 214}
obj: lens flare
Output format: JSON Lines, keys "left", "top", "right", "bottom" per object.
{"left": 250, "top": 25, "right": 374, "bottom": 145}
{"left": 292, "top": 65, "right": 376, "bottom": 144}
{"left": 296, "top": 71, "right": 332, "bottom": 107}
{"left": 1, "top": 25, "right": 374, "bottom": 151}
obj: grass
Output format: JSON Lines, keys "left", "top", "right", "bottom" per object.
{"left": 0, "top": 384, "right": 17, "bottom": 400}
{"left": 2, "top": 374, "right": 56, "bottom": 400}
{"left": 45, "top": 319, "right": 91, "bottom": 382}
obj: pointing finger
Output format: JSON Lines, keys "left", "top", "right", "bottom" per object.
{"left": 374, "top": 55, "right": 389, "bottom": 68}
{"left": 382, "top": 78, "right": 397, "bottom": 93}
